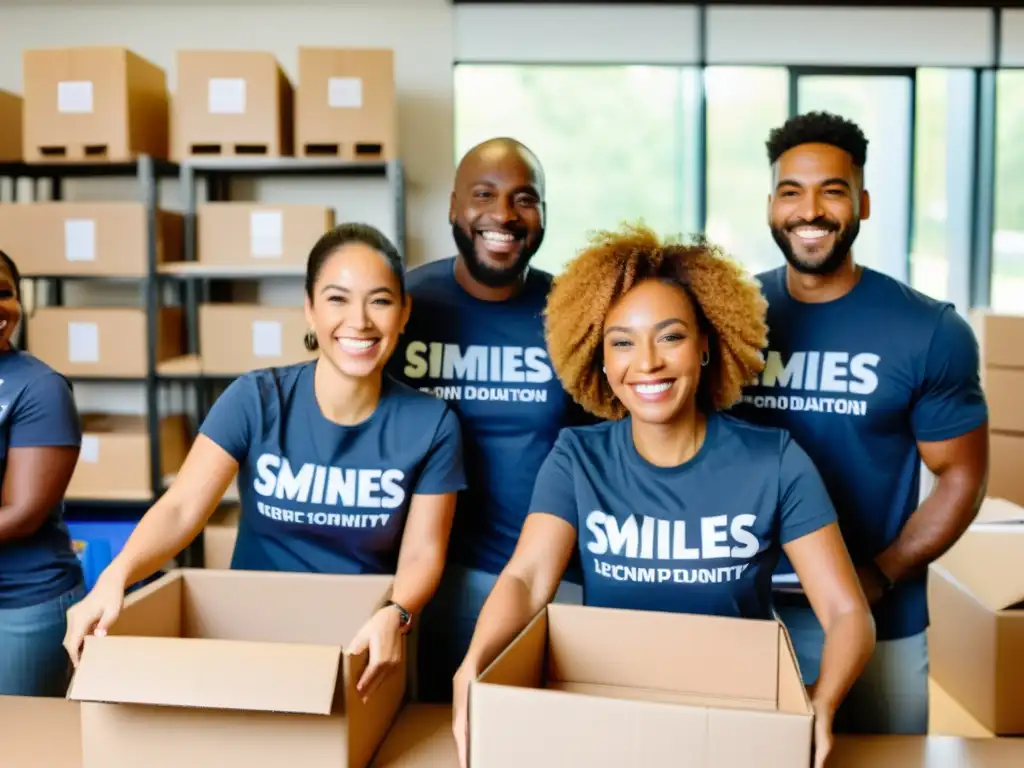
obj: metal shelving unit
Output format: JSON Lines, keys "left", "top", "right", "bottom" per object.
{"left": 0, "top": 155, "right": 180, "bottom": 511}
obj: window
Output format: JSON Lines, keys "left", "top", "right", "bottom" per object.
{"left": 992, "top": 70, "right": 1024, "bottom": 313}
{"left": 453, "top": 65, "right": 701, "bottom": 277}
{"left": 704, "top": 67, "right": 788, "bottom": 276}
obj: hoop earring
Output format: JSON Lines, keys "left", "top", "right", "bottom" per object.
{"left": 700, "top": 351, "right": 709, "bottom": 367}
{"left": 303, "top": 329, "right": 319, "bottom": 352}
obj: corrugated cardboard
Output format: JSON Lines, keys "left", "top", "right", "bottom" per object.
{"left": 296, "top": 48, "right": 396, "bottom": 161}
{"left": 0, "top": 203, "right": 182, "bottom": 277}
{"left": 469, "top": 604, "right": 812, "bottom": 767}
{"left": 928, "top": 498, "right": 1024, "bottom": 735}
{"left": 0, "top": 89, "right": 23, "bottom": 162}
{"left": 199, "top": 303, "right": 314, "bottom": 375}
{"left": 970, "top": 309, "right": 1024, "bottom": 369}
{"left": 981, "top": 367, "right": 1024, "bottom": 434}
{"left": 68, "top": 413, "right": 189, "bottom": 501}
{"left": 372, "top": 704, "right": 457, "bottom": 767}
{"left": 0, "top": 695, "right": 82, "bottom": 768}
{"left": 27, "top": 306, "right": 184, "bottom": 378}
{"left": 22, "top": 46, "right": 168, "bottom": 162}
{"left": 68, "top": 569, "right": 405, "bottom": 768}
{"left": 174, "top": 51, "right": 293, "bottom": 159}
{"left": 203, "top": 504, "right": 240, "bottom": 569}
{"left": 988, "top": 433, "right": 1024, "bottom": 506}
{"left": 197, "top": 203, "right": 333, "bottom": 268}
{"left": 830, "top": 735, "right": 1024, "bottom": 767}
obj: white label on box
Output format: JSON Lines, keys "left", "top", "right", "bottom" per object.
{"left": 68, "top": 322, "right": 99, "bottom": 363}
{"left": 328, "top": 77, "right": 363, "bottom": 109}
{"left": 252, "top": 321, "right": 282, "bottom": 358}
{"left": 57, "top": 81, "right": 94, "bottom": 114}
{"left": 208, "top": 78, "right": 246, "bottom": 114}
{"left": 64, "top": 219, "right": 97, "bottom": 262}
{"left": 250, "top": 211, "right": 284, "bottom": 259}
{"left": 80, "top": 435, "right": 100, "bottom": 463}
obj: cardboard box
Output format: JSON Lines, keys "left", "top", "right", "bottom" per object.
{"left": 989, "top": 433, "right": 1024, "bottom": 506}
{"left": 296, "top": 48, "right": 396, "bottom": 161}
{"left": 830, "top": 735, "right": 1024, "bottom": 767}
{"left": 27, "top": 306, "right": 184, "bottom": 378}
{"left": 928, "top": 499, "right": 1024, "bottom": 735}
{"left": 22, "top": 46, "right": 168, "bottom": 162}
{"left": 174, "top": 51, "right": 293, "bottom": 159}
{"left": 469, "top": 604, "right": 812, "bottom": 767}
{"left": 68, "top": 569, "right": 405, "bottom": 768}
{"left": 68, "top": 414, "right": 189, "bottom": 500}
{"left": 203, "top": 504, "right": 240, "bottom": 569}
{"left": 197, "top": 203, "right": 333, "bottom": 268}
{"left": 0, "top": 695, "right": 82, "bottom": 768}
{"left": 981, "top": 367, "right": 1024, "bottom": 434}
{"left": 199, "top": 303, "right": 314, "bottom": 375}
{"left": 372, "top": 704, "right": 457, "bottom": 767}
{"left": 0, "top": 89, "right": 23, "bottom": 162}
{"left": 0, "top": 203, "right": 182, "bottom": 277}
{"left": 970, "top": 309, "right": 1024, "bottom": 369}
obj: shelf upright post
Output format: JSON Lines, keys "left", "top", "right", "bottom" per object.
{"left": 387, "top": 159, "right": 407, "bottom": 264}
{"left": 139, "top": 154, "right": 163, "bottom": 504}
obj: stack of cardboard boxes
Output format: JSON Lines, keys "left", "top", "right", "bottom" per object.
{"left": 0, "top": 44, "right": 395, "bottom": 499}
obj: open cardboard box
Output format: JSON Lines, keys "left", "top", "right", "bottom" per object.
{"left": 67, "top": 568, "right": 406, "bottom": 768}
{"left": 928, "top": 497, "right": 1024, "bottom": 735}
{"left": 0, "top": 695, "right": 82, "bottom": 768}
{"left": 469, "top": 604, "right": 812, "bottom": 767}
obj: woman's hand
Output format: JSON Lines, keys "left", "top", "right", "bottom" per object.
{"left": 63, "top": 570, "right": 127, "bottom": 667}
{"left": 452, "top": 662, "right": 477, "bottom": 768}
{"left": 348, "top": 605, "right": 405, "bottom": 702}
{"left": 812, "top": 699, "right": 835, "bottom": 768}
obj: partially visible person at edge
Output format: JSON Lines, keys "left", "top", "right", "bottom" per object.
{"left": 732, "top": 111, "right": 989, "bottom": 735}
{"left": 451, "top": 223, "right": 876, "bottom": 768}
{"left": 0, "top": 249, "right": 85, "bottom": 697}
{"left": 389, "top": 137, "right": 589, "bottom": 703}
{"left": 63, "top": 224, "right": 467, "bottom": 699}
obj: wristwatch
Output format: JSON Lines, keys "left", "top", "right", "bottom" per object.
{"left": 386, "top": 600, "right": 413, "bottom": 634}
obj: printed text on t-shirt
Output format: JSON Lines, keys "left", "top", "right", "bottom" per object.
{"left": 584, "top": 510, "right": 758, "bottom": 585}
{"left": 403, "top": 342, "right": 553, "bottom": 403}
{"left": 251, "top": 453, "right": 405, "bottom": 529}
{"left": 742, "top": 350, "right": 879, "bottom": 417}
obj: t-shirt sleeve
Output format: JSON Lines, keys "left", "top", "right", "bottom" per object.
{"left": 778, "top": 434, "right": 838, "bottom": 545}
{"left": 198, "top": 374, "right": 258, "bottom": 462}
{"left": 8, "top": 372, "right": 82, "bottom": 449}
{"left": 528, "top": 432, "right": 578, "bottom": 529}
{"left": 910, "top": 306, "right": 989, "bottom": 442}
{"left": 413, "top": 407, "right": 467, "bottom": 495}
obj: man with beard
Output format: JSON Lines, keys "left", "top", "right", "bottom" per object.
{"left": 734, "top": 111, "right": 989, "bottom": 734}
{"left": 392, "top": 137, "right": 585, "bottom": 703}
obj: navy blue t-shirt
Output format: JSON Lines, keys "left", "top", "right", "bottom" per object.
{"left": 390, "top": 257, "right": 589, "bottom": 576}
{"left": 733, "top": 266, "right": 988, "bottom": 640}
{"left": 0, "top": 351, "right": 83, "bottom": 608}
{"left": 199, "top": 361, "right": 467, "bottom": 575}
{"left": 528, "top": 413, "right": 836, "bottom": 619}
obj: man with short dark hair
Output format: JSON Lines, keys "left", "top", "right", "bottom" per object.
{"left": 391, "top": 137, "right": 585, "bottom": 703}
{"left": 734, "top": 111, "right": 989, "bottom": 734}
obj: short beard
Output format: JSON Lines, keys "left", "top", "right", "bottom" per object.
{"left": 451, "top": 221, "right": 544, "bottom": 288}
{"left": 771, "top": 219, "right": 860, "bottom": 276}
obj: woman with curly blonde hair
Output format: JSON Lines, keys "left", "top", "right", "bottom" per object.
{"left": 452, "top": 223, "right": 875, "bottom": 768}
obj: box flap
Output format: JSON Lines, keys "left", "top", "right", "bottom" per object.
{"left": 936, "top": 524, "right": 1024, "bottom": 611}
{"left": 68, "top": 635, "right": 341, "bottom": 715}
{"left": 974, "top": 497, "right": 1024, "bottom": 524}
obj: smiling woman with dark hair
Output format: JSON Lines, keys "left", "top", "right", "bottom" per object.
{"left": 451, "top": 223, "right": 877, "bottom": 768}
{"left": 0, "top": 250, "right": 85, "bottom": 697}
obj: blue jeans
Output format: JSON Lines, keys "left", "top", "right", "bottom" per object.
{"left": 0, "top": 582, "right": 85, "bottom": 697}
{"left": 777, "top": 601, "right": 929, "bottom": 735}
{"left": 414, "top": 563, "right": 583, "bottom": 703}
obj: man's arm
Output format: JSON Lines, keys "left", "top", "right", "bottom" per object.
{"left": 874, "top": 424, "right": 988, "bottom": 585}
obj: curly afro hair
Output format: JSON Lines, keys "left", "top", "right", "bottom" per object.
{"left": 766, "top": 111, "right": 868, "bottom": 168}
{"left": 544, "top": 222, "right": 769, "bottom": 421}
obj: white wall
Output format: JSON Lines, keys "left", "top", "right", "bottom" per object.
{"left": 0, "top": 0, "right": 455, "bottom": 413}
